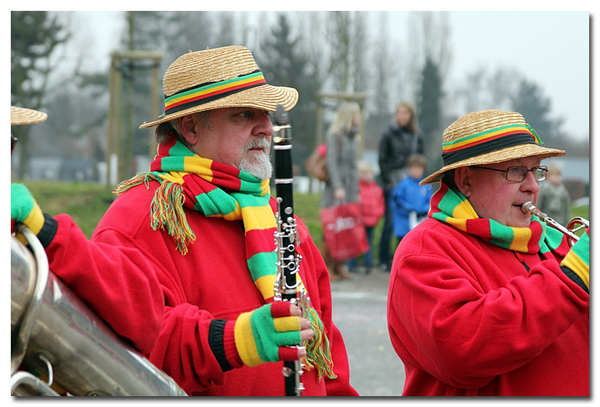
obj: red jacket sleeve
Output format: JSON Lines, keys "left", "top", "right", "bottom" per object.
{"left": 46, "top": 214, "right": 164, "bottom": 355}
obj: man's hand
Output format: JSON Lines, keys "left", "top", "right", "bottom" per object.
{"left": 234, "top": 302, "right": 314, "bottom": 367}
{"left": 11, "top": 183, "right": 57, "bottom": 247}
{"left": 561, "top": 229, "right": 589, "bottom": 292}
{"left": 334, "top": 187, "right": 346, "bottom": 202}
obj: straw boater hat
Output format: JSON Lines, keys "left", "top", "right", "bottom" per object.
{"left": 11, "top": 106, "right": 48, "bottom": 126}
{"left": 140, "top": 45, "right": 298, "bottom": 129}
{"left": 420, "top": 109, "right": 565, "bottom": 185}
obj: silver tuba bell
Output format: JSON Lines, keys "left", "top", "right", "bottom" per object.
{"left": 11, "top": 226, "right": 187, "bottom": 396}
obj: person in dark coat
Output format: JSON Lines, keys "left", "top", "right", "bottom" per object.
{"left": 377, "top": 101, "right": 424, "bottom": 271}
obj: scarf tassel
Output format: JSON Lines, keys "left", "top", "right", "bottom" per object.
{"left": 114, "top": 173, "right": 196, "bottom": 255}
{"left": 303, "top": 307, "right": 337, "bottom": 381}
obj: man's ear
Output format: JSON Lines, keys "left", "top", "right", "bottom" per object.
{"left": 454, "top": 167, "right": 472, "bottom": 198}
{"left": 178, "top": 115, "right": 199, "bottom": 146}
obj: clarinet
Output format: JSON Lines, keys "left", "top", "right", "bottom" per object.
{"left": 272, "top": 104, "right": 308, "bottom": 396}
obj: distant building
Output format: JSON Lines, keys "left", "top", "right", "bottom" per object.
{"left": 548, "top": 157, "right": 589, "bottom": 184}
{"left": 545, "top": 156, "right": 589, "bottom": 201}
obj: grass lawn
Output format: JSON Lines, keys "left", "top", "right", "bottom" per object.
{"left": 21, "top": 180, "right": 588, "bottom": 253}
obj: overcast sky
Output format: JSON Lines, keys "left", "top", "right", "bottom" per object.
{"left": 8, "top": 2, "right": 595, "bottom": 143}
{"left": 63, "top": 8, "right": 590, "bottom": 142}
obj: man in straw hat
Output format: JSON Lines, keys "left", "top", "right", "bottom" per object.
{"left": 386, "top": 110, "right": 589, "bottom": 396}
{"left": 11, "top": 106, "right": 165, "bottom": 357}
{"left": 79, "top": 46, "right": 355, "bottom": 396}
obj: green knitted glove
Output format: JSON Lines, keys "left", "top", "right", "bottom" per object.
{"left": 234, "top": 302, "right": 303, "bottom": 367}
{"left": 11, "top": 183, "right": 57, "bottom": 247}
{"left": 561, "top": 229, "right": 589, "bottom": 293}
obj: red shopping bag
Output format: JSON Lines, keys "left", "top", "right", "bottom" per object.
{"left": 320, "top": 202, "right": 369, "bottom": 261}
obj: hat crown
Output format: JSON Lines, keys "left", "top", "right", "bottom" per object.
{"left": 163, "top": 46, "right": 259, "bottom": 97}
{"left": 419, "top": 109, "right": 565, "bottom": 185}
{"left": 442, "top": 110, "right": 527, "bottom": 143}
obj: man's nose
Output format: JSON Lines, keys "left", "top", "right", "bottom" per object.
{"left": 521, "top": 169, "right": 540, "bottom": 194}
{"left": 253, "top": 110, "right": 274, "bottom": 137}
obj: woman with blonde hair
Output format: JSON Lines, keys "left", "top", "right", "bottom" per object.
{"left": 320, "top": 101, "right": 362, "bottom": 280}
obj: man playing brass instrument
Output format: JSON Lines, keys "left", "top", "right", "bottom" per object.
{"left": 387, "top": 109, "right": 589, "bottom": 396}
{"left": 12, "top": 46, "right": 358, "bottom": 396}
{"left": 11, "top": 106, "right": 165, "bottom": 357}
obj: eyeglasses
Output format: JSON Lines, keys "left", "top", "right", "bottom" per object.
{"left": 471, "top": 165, "right": 548, "bottom": 182}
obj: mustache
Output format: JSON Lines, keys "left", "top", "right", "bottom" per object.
{"left": 245, "top": 138, "right": 271, "bottom": 152}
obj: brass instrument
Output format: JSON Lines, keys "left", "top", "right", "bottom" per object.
{"left": 521, "top": 201, "right": 589, "bottom": 246}
{"left": 11, "top": 226, "right": 187, "bottom": 396}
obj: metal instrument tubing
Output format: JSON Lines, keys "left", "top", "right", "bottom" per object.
{"left": 11, "top": 371, "right": 61, "bottom": 397}
{"left": 10, "top": 231, "right": 187, "bottom": 396}
{"left": 521, "top": 201, "right": 588, "bottom": 246}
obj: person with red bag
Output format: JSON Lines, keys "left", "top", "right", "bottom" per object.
{"left": 348, "top": 161, "right": 385, "bottom": 274}
{"left": 319, "top": 101, "right": 363, "bottom": 281}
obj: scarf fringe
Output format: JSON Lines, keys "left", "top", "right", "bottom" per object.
{"left": 114, "top": 173, "right": 196, "bottom": 255}
{"left": 303, "top": 307, "right": 337, "bottom": 381}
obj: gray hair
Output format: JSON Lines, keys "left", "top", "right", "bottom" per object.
{"left": 442, "top": 169, "right": 457, "bottom": 189}
{"left": 154, "top": 111, "right": 211, "bottom": 147}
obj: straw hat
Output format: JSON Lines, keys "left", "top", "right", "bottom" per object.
{"left": 420, "top": 109, "right": 565, "bottom": 185}
{"left": 11, "top": 106, "right": 48, "bottom": 125}
{"left": 140, "top": 45, "right": 298, "bottom": 129}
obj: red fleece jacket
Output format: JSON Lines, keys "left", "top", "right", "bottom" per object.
{"left": 46, "top": 214, "right": 164, "bottom": 355}
{"left": 358, "top": 179, "right": 385, "bottom": 227}
{"left": 89, "top": 181, "right": 358, "bottom": 396}
{"left": 387, "top": 218, "right": 589, "bottom": 396}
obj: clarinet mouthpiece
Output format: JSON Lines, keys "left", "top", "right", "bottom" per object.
{"left": 274, "top": 104, "right": 288, "bottom": 126}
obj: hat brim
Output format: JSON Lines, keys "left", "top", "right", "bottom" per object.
{"left": 11, "top": 106, "right": 48, "bottom": 126}
{"left": 139, "top": 84, "right": 298, "bottom": 129}
{"left": 420, "top": 143, "right": 566, "bottom": 185}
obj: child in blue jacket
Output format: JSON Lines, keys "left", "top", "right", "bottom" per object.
{"left": 391, "top": 154, "right": 432, "bottom": 246}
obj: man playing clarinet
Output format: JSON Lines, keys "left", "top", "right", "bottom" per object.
{"left": 12, "top": 46, "right": 358, "bottom": 396}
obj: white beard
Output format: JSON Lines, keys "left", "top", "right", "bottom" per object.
{"left": 238, "top": 139, "right": 272, "bottom": 180}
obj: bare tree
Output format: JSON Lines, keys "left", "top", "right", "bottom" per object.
{"left": 326, "top": 11, "right": 353, "bottom": 92}
{"left": 487, "top": 66, "right": 521, "bottom": 111}
{"left": 351, "top": 11, "right": 370, "bottom": 94}
{"left": 371, "top": 12, "right": 401, "bottom": 114}
{"left": 297, "top": 11, "right": 328, "bottom": 93}
{"left": 11, "top": 11, "right": 70, "bottom": 178}
{"left": 405, "top": 11, "right": 453, "bottom": 102}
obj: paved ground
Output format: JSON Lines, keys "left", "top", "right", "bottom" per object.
{"left": 329, "top": 267, "right": 406, "bottom": 397}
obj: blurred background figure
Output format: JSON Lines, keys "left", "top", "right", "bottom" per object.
{"left": 348, "top": 161, "right": 385, "bottom": 275}
{"left": 390, "top": 153, "right": 432, "bottom": 248}
{"left": 537, "top": 165, "right": 571, "bottom": 226}
{"left": 320, "top": 101, "right": 362, "bottom": 281}
{"left": 377, "top": 101, "right": 424, "bottom": 271}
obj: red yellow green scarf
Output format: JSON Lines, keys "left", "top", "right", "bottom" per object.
{"left": 429, "top": 182, "right": 569, "bottom": 256}
{"left": 114, "top": 137, "right": 335, "bottom": 380}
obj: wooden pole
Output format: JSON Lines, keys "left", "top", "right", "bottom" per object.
{"left": 149, "top": 59, "right": 160, "bottom": 159}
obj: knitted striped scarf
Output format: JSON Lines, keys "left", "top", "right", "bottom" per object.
{"left": 114, "top": 137, "right": 335, "bottom": 380}
{"left": 429, "top": 182, "right": 569, "bottom": 257}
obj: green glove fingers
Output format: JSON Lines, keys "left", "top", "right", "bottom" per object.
{"left": 11, "top": 183, "right": 45, "bottom": 234}
{"left": 561, "top": 229, "right": 590, "bottom": 292}
{"left": 234, "top": 302, "right": 302, "bottom": 367}
{"left": 11, "top": 183, "right": 57, "bottom": 248}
